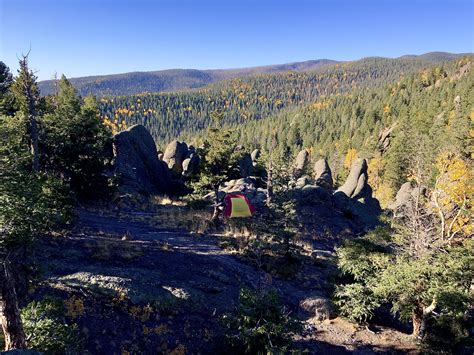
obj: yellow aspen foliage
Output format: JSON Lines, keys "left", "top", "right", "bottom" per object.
{"left": 368, "top": 157, "right": 393, "bottom": 208}
{"left": 433, "top": 151, "right": 473, "bottom": 240}
{"left": 343, "top": 148, "right": 358, "bottom": 170}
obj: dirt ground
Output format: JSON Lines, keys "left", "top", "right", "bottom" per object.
{"left": 28, "top": 205, "right": 418, "bottom": 354}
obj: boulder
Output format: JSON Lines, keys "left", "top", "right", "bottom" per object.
{"left": 112, "top": 125, "right": 173, "bottom": 195}
{"left": 313, "top": 158, "right": 333, "bottom": 190}
{"left": 211, "top": 177, "right": 266, "bottom": 208}
{"left": 296, "top": 175, "right": 312, "bottom": 189}
{"left": 163, "top": 140, "right": 189, "bottom": 175}
{"left": 335, "top": 158, "right": 381, "bottom": 225}
{"left": 378, "top": 123, "right": 397, "bottom": 153}
{"left": 454, "top": 95, "right": 462, "bottom": 112}
{"left": 299, "top": 295, "right": 334, "bottom": 321}
{"left": 251, "top": 149, "right": 260, "bottom": 166}
{"left": 239, "top": 153, "right": 254, "bottom": 178}
{"left": 294, "top": 149, "right": 309, "bottom": 178}
{"left": 182, "top": 153, "right": 200, "bottom": 176}
{"left": 388, "top": 182, "right": 413, "bottom": 210}
{"left": 388, "top": 182, "right": 426, "bottom": 211}
{"left": 337, "top": 158, "right": 370, "bottom": 199}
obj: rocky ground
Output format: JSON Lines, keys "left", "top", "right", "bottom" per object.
{"left": 27, "top": 203, "right": 418, "bottom": 354}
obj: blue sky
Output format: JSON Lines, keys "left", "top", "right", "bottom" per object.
{"left": 1, "top": 0, "right": 473, "bottom": 80}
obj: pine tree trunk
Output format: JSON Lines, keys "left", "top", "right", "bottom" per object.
{"left": 0, "top": 259, "right": 27, "bottom": 350}
{"left": 412, "top": 307, "right": 425, "bottom": 339}
{"left": 266, "top": 160, "right": 273, "bottom": 206}
{"left": 29, "top": 114, "right": 39, "bottom": 172}
{"left": 211, "top": 184, "right": 221, "bottom": 224}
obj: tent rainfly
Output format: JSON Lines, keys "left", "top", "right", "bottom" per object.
{"left": 223, "top": 193, "right": 255, "bottom": 218}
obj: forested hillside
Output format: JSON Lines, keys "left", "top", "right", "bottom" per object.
{"left": 38, "top": 59, "right": 338, "bottom": 96}
{"left": 232, "top": 57, "right": 473, "bottom": 204}
{"left": 98, "top": 53, "right": 469, "bottom": 146}
{"left": 39, "top": 52, "right": 466, "bottom": 97}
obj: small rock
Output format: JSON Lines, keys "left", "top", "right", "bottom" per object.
{"left": 299, "top": 295, "right": 334, "bottom": 321}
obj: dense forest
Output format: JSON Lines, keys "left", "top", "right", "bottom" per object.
{"left": 97, "top": 53, "right": 468, "bottom": 146}
{"left": 233, "top": 57, "right": 473, "bottom": 203}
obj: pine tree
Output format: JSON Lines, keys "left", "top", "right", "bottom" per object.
{"left": 40, "top": 76, "right": 112, "bottom": 199}
{"left": 11, "top": 54, "right": 40, "bottom": 172}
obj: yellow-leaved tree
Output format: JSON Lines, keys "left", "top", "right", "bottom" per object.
{"left": 367, "top": 157, "right": 393, "bottom": 208}
{"left": 343, "top": 148, "right": 358, "bottom": 170}
{"left": 432, "top": 151, "right": 473, "bottom": 242}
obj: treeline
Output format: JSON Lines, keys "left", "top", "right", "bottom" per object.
{"left": 99, "top": 56, "right": 457, "bottom": 146}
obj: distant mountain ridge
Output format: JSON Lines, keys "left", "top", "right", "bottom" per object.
{"left": 38, "top": 52, "right": 470, "bottom": 96}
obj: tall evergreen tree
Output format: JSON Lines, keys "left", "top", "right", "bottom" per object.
{"left": 11, "top": 55, "right": 41, "bottom": 172}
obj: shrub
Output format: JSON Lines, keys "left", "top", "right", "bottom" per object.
{"left": 223, "top": 288, "right": 300, "bottom": 354}
{"left": 21, "top": 297, "right": 83, "bottom": 354}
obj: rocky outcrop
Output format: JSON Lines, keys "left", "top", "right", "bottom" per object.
{"left": 313, "top": 158, "right": 333, "bottom": 190}
{"left": 296, "top": 175, "right": 312, "bottom": 189}
{"left": 378, "top": 123, "right": 397, "bottom": 153}
{"left": 388, "top": 182, "right": 426, "bottom": 211}
{"left": 454, "top": 95, "right": 462, "bottom": 113}
{"left": 334, "top": 158, "right": 381, "bottom": 227}
{"left": 163, "top": 140, "right": 188, "bottom": 175}
{"left": 299, "top": 295, "right": 334, "bottom": 322}
{"left": 239, "top": 153, "right": 254, "bottom": 178}
{"left": 294, "top": 149, "right": 309, "bottom": 178}
{"left": 182, "top": 153, "right": 200, "bottom": 177}
{"left": 113, "top": 125, "right": 173, "bottom": 195}
{"left": 251, "top": 149, "right": 260, "bottom": 166}
{"left": 204, "top": 177, "right": 266, "bottom": 207}
{"left": 337, "top": 158, "right": 371, "bottom": 199}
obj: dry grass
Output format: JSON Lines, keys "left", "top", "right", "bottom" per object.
{"left": 151, "top": 195, "right": 186, "bottom": 207}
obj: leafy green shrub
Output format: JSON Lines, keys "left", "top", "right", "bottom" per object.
{"left": 334, "top": 283, "right": 380, "bottom": 322}
{"left": 223, "top": 288, "right": 300, "bottom": 354}
{"left": 21, "top": 297, "right": 83, "bottom": 354}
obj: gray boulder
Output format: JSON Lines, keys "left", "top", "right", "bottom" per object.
{"left": 251, "top": 149, "right": 260, "bottom": 166}
{"left": 296, "top": 174, "right": 312, "bottom": 189}
{"left": 337, "top": 158, "right": 370, "bottom": 199}
{"left": 294, "top": 149, "right": 309, "bottom": 178}
{"left": 388, "top": 182, "right": 412, "bottom": 210}
{"left": 182, "top": 153, "right": 200, "bottom": 176}
{"left": 112, "top": 125, "right": 172, "bottom": 195}
{"left": 299, "top": 295, "right": 334, "bottom": 321}
{"left": 163, "top": 140, "right": 189, "bottom": 175}
{"left": 388, "top": 182, "right": 426, "bottom": 211}
{"left": 378, "top": 123, "right": 397, "bottom": 153}
{"left": 313, "top": 158, "right": 333, "bottom": 190}
{"left": 454, "top": 95, "right": 462, "bottom": 112}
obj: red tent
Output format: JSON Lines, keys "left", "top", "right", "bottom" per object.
{"left": 223, "top": 193, "right": 256, "bottom": 218}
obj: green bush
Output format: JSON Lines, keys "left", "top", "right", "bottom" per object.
{"left": 223, "top": 288, "right": 300, "bottom": 354}
{"left": 21, "top": 298, "right": 83, "bottom": 354}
